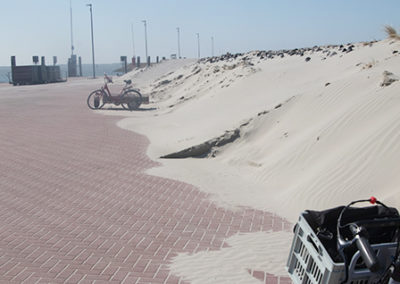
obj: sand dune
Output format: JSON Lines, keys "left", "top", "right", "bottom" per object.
{"left": 107, "top": 39, "right": 400, "bottom": 281}
{"left": 118, "top": 39, "right": 400, "bottom": 219}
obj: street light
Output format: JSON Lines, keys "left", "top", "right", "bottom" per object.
{"left": 142, "top": 20, "right": 148, "bottom": 66}
{"left": 196, "top": 33, "right": 200, "bottom": 59}
{"left": 177, "top": 27, "right": 181, "bottom": 59}
{"left": 70, "top": 0, "right": 74, "bottom": 56}
{"left": 86, "top": 3, "right": 95, "bottom": 78}
{"left": 131, "top": 23, "right": 135, "bottom": 58}
{"left": 211, "top": 36, "right": 214, "bottom": 57}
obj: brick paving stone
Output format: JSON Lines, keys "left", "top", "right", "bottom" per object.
{"left": 0, "top": 81, "right": 292, "bottom": 283}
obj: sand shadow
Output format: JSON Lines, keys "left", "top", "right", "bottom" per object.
{"left": 100, "top": 107, "right": 157, "bottom": 112}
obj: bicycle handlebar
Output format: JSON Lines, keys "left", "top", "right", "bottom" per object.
{"left": 352, "top": 218, "right": 400, "bottom": 273}
{"left": 104, "top": 74, "right": 113, "bottom": 83}
{"left": 337, "top": 197, "right": 400, "bottom": 281}
{"left": 349, "top": 224, "right": 380, "bottom": 272}
{"left": 390, "top": 259, "right": 400, "bottom": 283}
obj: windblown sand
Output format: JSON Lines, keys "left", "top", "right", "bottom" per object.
{"left": 99, "top": 39, "right": 400, "bottom": 282}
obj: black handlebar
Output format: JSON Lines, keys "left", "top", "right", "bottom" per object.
{"left": 355, "top": 235, "right": 380, "bottom": 272}
{"left": 337, "top": 197, "right": 400, "bottom": 283}
{"left": 346, "top": 218, "right": 400, "bottom": 273}
{"left": 348, "top": 218, "right": 400, "bottom": 274}
{"left": 104, "top": 74, "right": 113, "bottom": 83}
{"left": 391, "top": 259, "right": 400, "bottom": 282}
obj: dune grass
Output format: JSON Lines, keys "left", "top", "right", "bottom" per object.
{"left": 385, "top": 25, "right": 400, "bottom": 40}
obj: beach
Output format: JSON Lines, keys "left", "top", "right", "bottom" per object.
{"left": 1, "top": 38, "right": 399, "bottom": 283}
{"left": 97, "top": 38, "right": 400, "bottom": 281}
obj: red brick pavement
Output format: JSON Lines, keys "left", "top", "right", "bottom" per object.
{"left": 0, "top": 81, "right": 292, "bottom": 283}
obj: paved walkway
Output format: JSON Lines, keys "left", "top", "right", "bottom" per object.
{"left": 0, "top": 80, "right": 292, "bottom": 283}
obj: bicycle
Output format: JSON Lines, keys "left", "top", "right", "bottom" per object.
{"left": 287, "top": 197, "right": 400, "bottom": 284}
{"left": 336, "top": 197, "right": 400, "bottom": 283}
{"left": 87, "top": 74, "right": 142, "bottom": 110}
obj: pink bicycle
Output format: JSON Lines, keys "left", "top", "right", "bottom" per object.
{"left": 87, "top": 74, "right": 142, "bottom": 110}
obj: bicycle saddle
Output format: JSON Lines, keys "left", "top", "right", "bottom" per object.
{"left": 124, "top": 80, "right": 132, "bottom": 85}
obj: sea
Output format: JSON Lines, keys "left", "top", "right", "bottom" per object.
{"left": 0, "top": 63, "right": 123, "bottom": 83}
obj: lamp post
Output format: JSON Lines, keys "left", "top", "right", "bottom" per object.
{"left": 142, "top": 20, "right": 148, "bottom": 65}
{"left": 177, "top": 27, "right": 181, "bottom": 59}
{"left": 211, "top": 36, "right": 214, "bottom": 57}
{"left": 196, "top": 33, "right": 200, "bottom": 59}
{"left": 86, "top": 4, "right": 95, "bottom": 78}
{"left": 131, "top": 23, "right": 135, "bottom": 58}
{"left": 70, "top": 0, "right": 74, "bottom": 56}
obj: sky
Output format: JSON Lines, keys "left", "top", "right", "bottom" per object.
{"left": 1, "top": 0, "right": 400, "bottom": 66}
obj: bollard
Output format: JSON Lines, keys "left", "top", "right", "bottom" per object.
{"left": 11, "top": 56, "right": 16, "bottom": 84}
{"left": 147, "top": 56, "right": 150, "bottom": 67}
{"left": 79, "top": 57, "right": 82, "bottom": 76}
{"left": 120, "top": 56, "right": 127, "bottom": 74}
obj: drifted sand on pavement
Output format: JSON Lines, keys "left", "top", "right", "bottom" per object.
{"left": 100, "top": 39, "right": 400, "bottom": 282}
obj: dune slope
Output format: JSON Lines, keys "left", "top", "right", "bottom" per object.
{"left": 113, "top": 40, "right": 400, "bottom": 281}
{"left": 118, "top": 39, "right": 400, "bottom": 221}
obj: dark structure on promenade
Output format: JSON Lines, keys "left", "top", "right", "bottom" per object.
{"left": 67, "top": 54, "right": 82, "bottom": 77}
{"left": 11, "top": 56, "right": 64, "bottom": 86}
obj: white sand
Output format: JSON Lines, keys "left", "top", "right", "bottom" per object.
{"left": 99, "top": 40, "right": 400, "bottom": 281}
{"left": 169, "top": 231, "right": 293, "bottom": 283}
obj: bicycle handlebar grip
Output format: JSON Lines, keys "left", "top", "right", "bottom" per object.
{"left": 355, "top": 234, "right": 380, "bottom": 272}
{"left": 390, "top": 259, "right": 400, "bottom": 283}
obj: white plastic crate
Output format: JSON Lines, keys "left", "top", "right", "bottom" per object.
{"left": 286, "top": 212, "right": 398, "bottom": 284}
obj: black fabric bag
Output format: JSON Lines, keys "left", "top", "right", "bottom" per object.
{"left": 303, "top": 205, "right": 400, "bottom": 262}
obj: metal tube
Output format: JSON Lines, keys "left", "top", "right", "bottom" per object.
{"left": 131, "top": 23, "right": 135, "bottom": 57}
{"left": 142, "top": 20, "right": 148, "bottom": 65}
{"left": 70, "top": 0, "right": 74, "bottom": 55}
{"left": 177, "top": 27, "right": 181, "bottom": 58}
{"left": 87, "top": 4, "right": 95, "bottom": 78}
{"left": 211, "top": 36, "right": 214, "bottom": 57}
{"left": 196, "top": 33, "right": 200, "bottom": 59}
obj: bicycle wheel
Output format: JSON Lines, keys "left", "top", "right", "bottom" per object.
{"left": 87, "top": 89, "right": 106, "bottom": 110}
{"left": 121, "top": 89, "right": 142, "bottom": 110}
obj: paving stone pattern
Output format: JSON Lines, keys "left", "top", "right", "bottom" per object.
{"left": 0, "top": 82, "right": 292, "bottom": 283}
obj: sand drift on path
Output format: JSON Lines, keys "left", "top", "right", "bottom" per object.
{"left": 101, "top": 40, "right": 400, "bottom": 282}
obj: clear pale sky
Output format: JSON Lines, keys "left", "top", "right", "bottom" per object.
{"left": 1, "top": 0, "right": 400, "bottom": 66}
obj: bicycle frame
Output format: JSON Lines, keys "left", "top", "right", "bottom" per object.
{"left": 87, "top": 74, "right": 142, "bottom": 110}
{"left": 101, "top": 75, "right": 132, "bottom": 104}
